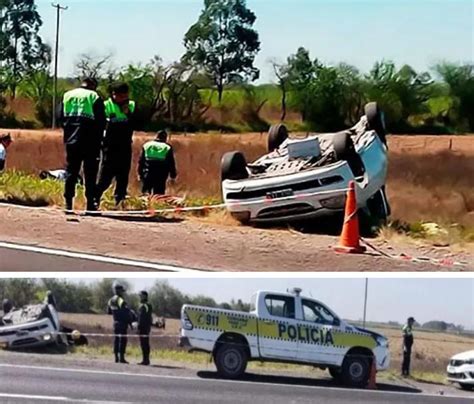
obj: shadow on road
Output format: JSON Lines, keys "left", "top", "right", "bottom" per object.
{"left": 196, "top": 371, "right": 422, "bottom": 394}
{"left": 98, "top": 214, "right": 184, "bottom": 224}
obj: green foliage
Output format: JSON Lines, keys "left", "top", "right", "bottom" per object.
{"left": 183, "top": 0, "right": 260, "bottom": 102}
{"left": 40, "top": 279, "right": 94, "bottom": 313}
{"left": 0, "top": 0, "right": 51, "bottom": 97}
{"left": 0, "top": 279, "right": 39, "bottom": 307}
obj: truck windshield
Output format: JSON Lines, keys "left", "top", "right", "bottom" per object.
{"left": 302, "top": 299, "right": 339, "bottom": 325}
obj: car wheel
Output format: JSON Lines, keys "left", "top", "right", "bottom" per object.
{"left": 365, "top": 102, "right": 387, "bottom": 145}
{"left": 214, "top": 343, "right": 248, "bottom": 379}
{"left": 221, "top": 151, "right": 249, "bottom": 181}
{"left": 341, "top": 355, "right": 370, "bottom": 387}
{"left": 329, "top": 367, "right": 343, "bottom": 382}
{"left": 460, "top": 383, "right": 474, "bottom": 391}
{"left": 332, "top": 131, "right": 365, "bottom": 177}
{"left": 268, "top": 123, "right": 288, "bottom": 152}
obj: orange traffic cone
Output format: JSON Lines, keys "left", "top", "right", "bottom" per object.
{"left": 333, "top": 181, "right": 366, "bottom": 254}
{"left": 367, "top": 359, "right": 377, "bottom": 390}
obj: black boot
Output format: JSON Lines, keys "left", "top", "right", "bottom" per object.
{"left": 119, "top": 355, "right": 128, "bottom": 364}
{"left": 115, "top": 354, "right": 119, "bottom": 363}
{"left": 65, "top": 198, "right": 73, "bottom": 213}
{"left": 85, "top": 200, "right": 99, "bottom": 216}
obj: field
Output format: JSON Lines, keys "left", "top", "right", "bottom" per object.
{"left": 3, "top": 129, "right": 474, "bottom": 234}
{"left": 61, "top": 313, "right": 474, "bottom": 381}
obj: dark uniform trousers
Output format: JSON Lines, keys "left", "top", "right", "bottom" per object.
{"left": 139, "top": 330, "right": 150, "bottom": 363}
{"left": 65, "top": 143, "right": 99, "bottom": 202}
{"left": 142, "top": 174, "right": 167, "bottom": 195}
{"left": 402, "top": 345, "right": 412, "bottom": 375}
{"left": 97, "top": 148, "right": 132, "bottom": 202}
{"left": 114, "top": 322, "right": 128, "bottom": 359}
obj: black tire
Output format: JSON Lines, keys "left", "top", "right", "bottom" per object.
{"left": 460, "top": 383, "right": 474, "bottom": 391}
{"left": 365, "top": 102, "right": 387, "bottom": 145}
{"left": 268, "top": 123, "right": 288, "bottom": 152}
{"left": 332, "top": 131, "right": 365, "bottom": 177}
{"left": 221, "top": 151, "right": 249, "bottom": 181}
{"left": 329, "top": 367, "right": 343, "bottom": 382}
{"left": 214, "top": 343, "right": 248, "bottom": 379}
{"left": 341, "top": 355, "right": 371, "bottom": 387}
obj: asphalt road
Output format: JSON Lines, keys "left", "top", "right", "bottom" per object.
{"left": 0, "top": 362, "right": 470, "bottom": 404}
{"left": 0, "top": 243, "right": 204, "bottom": 272}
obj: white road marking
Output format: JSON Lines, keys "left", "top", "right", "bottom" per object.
{"left": 0, "top": 392, "right": 132, "bottom": 403}
{"left": 0, "top": 241, "right": 203, "bottom": 273}
{"left": 0, "top": 363, "right": 465, "bottom": 400}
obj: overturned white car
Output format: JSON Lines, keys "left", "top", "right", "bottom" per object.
{"left": 0, "top": 294, "right": 87, "bottom": 350}
{"left": 447, "top": 350, "right": 474, "bottom": 390}
{"left": 221, "top": 102, "right": 390, "bottom": 228}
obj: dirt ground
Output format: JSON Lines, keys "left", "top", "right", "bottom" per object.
{"left": 1, "top": 205, "right": 472, "bottom": 271}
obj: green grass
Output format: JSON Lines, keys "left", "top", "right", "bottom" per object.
{"left": 0, "top": 170, "right": 222, "bottom": 214}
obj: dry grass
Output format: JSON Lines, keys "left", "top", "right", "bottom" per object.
{"left": 61, "top": 313, "right": 472, "bottom": 377}
{"left": 3, "top": 130, "right": 474, "bottom": 229}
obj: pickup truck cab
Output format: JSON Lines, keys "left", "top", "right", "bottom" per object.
{"left": 180, "top": 289, "right": 390, "bottom": 387}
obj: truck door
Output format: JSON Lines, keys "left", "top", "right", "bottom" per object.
{"left": 257, "top": 294, "right": 299, "bottom": 360}
{"left": 296, "top": 299, "right": 344, "bottom": 366}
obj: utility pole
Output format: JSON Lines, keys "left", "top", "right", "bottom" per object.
{"left": 363, "top": 278, "right": 368, "bottom": 328}
{"left": 51, "top": 3, "right": 68, "bottom": 129}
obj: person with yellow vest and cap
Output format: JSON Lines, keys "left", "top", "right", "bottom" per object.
{"left": 108, "top": 281, "right": 133, "bottom": 364}
{"left": 96, "top": 82, "right": 138, "bottom": 207}
{"left": 138, "top": 130, "right": 177, "bottom": 195}
{"left": 59, "top": 77, "right": 106, "bottom": 212}
{"left": 401, "top": 316, "right": 416, "bottom": 377}
{"left": 137, "top": 290, "right": 153, "bottom": 366}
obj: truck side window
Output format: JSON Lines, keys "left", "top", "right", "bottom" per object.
{"left": 265, "top": 295, "right": 295, "bottom": 319}
{"left": 302, "top": 299, "right": 338, "bottom": 325}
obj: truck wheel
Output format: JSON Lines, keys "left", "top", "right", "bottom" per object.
{"left": 332, "top": 131, "right": 365, "bottom": 177}
{"left": 365, "top": 102, "right": 387, "bottom": 145}
{"left": 268, "top": 123, "right": 288, "bottom": 152}
{"left": 215, "top": 343, "right": 248, "bottom": 379}
{"left": 341, "top": 355, "right": 370, "bottom": 387}
{"left": 329, "top": 367, "right": 343, "bottom": 383}
{"left": 221, "top": 151, "right": 249, "bottom": 181}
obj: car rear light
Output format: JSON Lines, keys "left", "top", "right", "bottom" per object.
{"left": 182, "top": 312, "right": 193, "bottom": 331}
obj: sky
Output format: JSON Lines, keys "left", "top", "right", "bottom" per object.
{"left": 68, "top": 277, "right": 474, "bottom": 330}
{"left": 35, "top": 0, "right": 474, "bottom": 82}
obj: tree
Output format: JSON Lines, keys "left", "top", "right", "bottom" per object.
{"left": 75, "top": 52, "right": 114, "bottom": 81}
{"left": 149, "top": 281, "right": 187, "bottom": 318}
{"left": 285, "top": 47, "right": 319, "bottom": 121}
{"left": 0, "top": 0, "right": 50, "bottom": 98}
{"left": 0, "top": 279, "right": 39, "bottom": 307}
{"left": 270, "top": 59, "right": 290, "bottom": 121}
{"left": 40, "top": 279, "right": 94, "bottom": 313}
{"left": 183, "top": 0, "right": 260, "bottom": 103}
{"left": 91, "top": 279, "right": 132, "bottom": 313}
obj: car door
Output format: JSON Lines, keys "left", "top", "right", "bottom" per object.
{"left": 257, "top": 294, "right": 299, "bottom": 360}
{"left": 296, "top": 299, "right": 345, "bottom": 366}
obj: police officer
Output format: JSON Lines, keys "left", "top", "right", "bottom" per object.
{"left": 401, "top": 316, "right": 415, "bottom": 376}
{"left": 137, "top": 291, "right": 153, "bottom": 366}
{"left": 96, "top": 82, "right": 138, "bottom": 207}
{"left": 59, "top": 77, "right": 106, "bottom": 212}
{"left": 107, "top": 281, "right": 132, "bottom": 364}
{"left": 138, "top": 130, "right": 177, "bottom": 195}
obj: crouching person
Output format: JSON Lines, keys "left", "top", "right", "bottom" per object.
{"left": 138, "top": 130, "right": 177, "bottom": 196}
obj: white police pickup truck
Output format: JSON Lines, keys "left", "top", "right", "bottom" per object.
{"left": 180, "top": 288, "right": 390, "bottom": 387}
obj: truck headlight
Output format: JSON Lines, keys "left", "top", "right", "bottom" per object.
{"left": 376, "top": 336, "right": 388, "bottom": 347}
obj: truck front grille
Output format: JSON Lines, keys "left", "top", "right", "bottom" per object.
{"left": 257, "top": 203, "right": 316, "bottom": 219}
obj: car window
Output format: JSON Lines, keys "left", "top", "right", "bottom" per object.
{"left": 265, "top": 295, "right": 295, "bottom": 319}
{"left": 302, "top": 299, "right": 338, "bottom": 325}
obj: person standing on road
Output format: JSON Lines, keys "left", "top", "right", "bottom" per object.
{"left": 137, "top": 290, "right": 153, "bottom": 366}
{"left": 108, "top": 281, "right": 132, "bottom": 364}
{"left": 59, "top": 77, "right": 106, "bottom": 212}
{"left": 401, "top": 316, "right": 415, "bottom": 376}
{"left": 138, "top": 130, "right": 177, "bottom": 195}
{"left": 96, "top": 82, "right": 139, "bottom": 207}
{"left": 0, "top": 133, "right": 12, "bottom": 172}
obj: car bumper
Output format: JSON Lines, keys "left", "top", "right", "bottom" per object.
{"left": 0, "top": 319, "right": 57, "bottom": 349}
{"left": 447, "top": 364, "right": 474, "bottom": 384}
